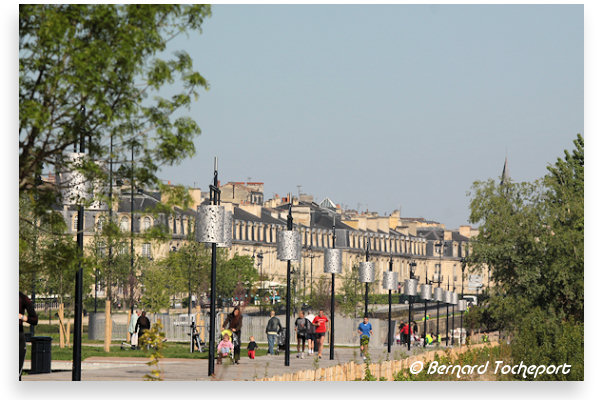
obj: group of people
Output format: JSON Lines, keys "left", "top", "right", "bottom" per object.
{"left": 127, "top": 310, "right": 151, "bottom": 349}
{"left": 395, "top": 319, "right": 441, "bottom": 347}
{"left": 265, "top": 309, "right": 330, "bottom": 359}
{"left": 216, "top": 308, "right": 379, "bottom": 365}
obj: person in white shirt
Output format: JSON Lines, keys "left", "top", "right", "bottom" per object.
{"left": 304, "top": 310, "right": 316, "bottom": 355}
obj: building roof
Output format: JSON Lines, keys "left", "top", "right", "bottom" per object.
{"left": 319, "top": 197, "right": 337, "bottom": 210}
{"left": 233, "top": 207, "right": 286, "bottom": 226}
{"left": 118, "top": 191, "right": 161, "bottom": 213}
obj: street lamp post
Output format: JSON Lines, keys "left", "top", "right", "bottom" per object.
{"left": 445, "top": 280, "right": 451, "bottom": 347}
{"left": 358, "top": 238, "right": 373, "bottom": 318}
{"left": 276, "top": 202, "right": 301, "bottom": 367}
{"left": 458, "top": 299, "right": 467, "bottom": 347}
{"left": 405, "top": 261, "right": 418, "bottom": 352}
{"left": 196, "top": 157, "right": 231, "bottom": 377}
{"left": 434, "top": 241, "right": 444, "bottom": 343}
{"left": 72, "top": 105, "right": 87, "bottom": 381}
{"left": 421, "top": 268, "right": 433, "bottom": 348}
{"left": 324, "top": 219, "right": 342, "bottom": 360}
{"left": 452, "top": 280, "right": 457, "bottom": 347}
{"left": 382, "top": 253, "right": 398, "bottom": 354}
{"left": 129, "top": 140, "right": 135, "bottom": 316}
{"left": 257, "top": 252, "right": 264, "bottom": 313}
{"left": 308, "top": 246, "right": 314, "bottom": 302}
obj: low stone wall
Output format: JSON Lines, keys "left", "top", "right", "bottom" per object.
{"left": 255, "top": 342, "right": 499, "bottom": 381}
{"left": 88, "top": 311, "right": 463, "bottom": 348}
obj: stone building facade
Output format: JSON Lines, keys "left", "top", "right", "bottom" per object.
{"left": 60, "top": 182, "right": 486, "bottom": 301}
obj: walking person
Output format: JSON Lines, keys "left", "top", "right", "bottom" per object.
{"left": 400, "top": 321, "right": 412, "bottom": 348}
{"left": 312, "top": 309, "right": 329, "bottom": 359}
{"left": 294, "top": 310, "right": 309, "bottom": 358}
{"left": 135, "top": 311, "right": 151, "bottom": 346}
{"left": 223, "top": 306, "right": 243, "bottom": 364}
{"left": 19, "top": 292, "right": 38, "bottom": 380}
{"left": 398, "top": 320, "right": 406, "bottom": 345}
{"left": 265, "top": 310, "right": 282, "bottom": 355}
{"left": 305, "top": 309, "right": 316, "bottom": 355}
{"left": 247, "top": 336, "right": 258, "bottom": 359}
{"left": 128, "top": 310, "right": 140, "bottom": 348}
{"left": 357, "top": 316, "right": 373, "bottom": 360}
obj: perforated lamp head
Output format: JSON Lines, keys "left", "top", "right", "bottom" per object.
{"left": 404, "top": 279, "right": 418, "bottom": 296}
{"left": 382, "top": 271, "right": 398, "bottom": 290}
{"left": 324, "top": 248, "right": 343, "bottom": 274}
{"left": 196, "top": 205, "right": 226, "bottom": 244}
{"left": 420, "top": 284, "right": 433, "bottom": 300}
{"left": 358, "top": 262, "right": 375, "bottom": 283}
{"left": 276, "top": 231, "right": 302, "bottom": 261}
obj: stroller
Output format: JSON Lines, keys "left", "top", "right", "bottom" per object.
{"left": 218, "top": 329, "right": 239, "bottom": 363}
{"left": 275, "top": 329, "right": 286, "bottom": 355}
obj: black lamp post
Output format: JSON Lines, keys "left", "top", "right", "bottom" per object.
{"left": 445, "top": 279, "right": 451, "bottom": 347}
{"left": 388, "top": 255, "right": 393, "bottom": 354}
{"left": 256, "top": 251, "right": 264, "bottom": 313}
{"left": 129, "top": 140, "right": 135, "bottom": 316}
{"left": 383, "top": 253, "right": 396, "bottom": 354}
{"left": 458, "top": 298, "right": 467, "bottom": 347}
{"left": 422, "top": 266, "right": 431, "bottom": 348}
{"left": 452, "top": 274, "right": 457, "bottom": 347}
{"left": 285, "top": 204, "right": 293, "bottom": 366}
{"left": 207, "top": 162, "right": 221, "bottom": 376}
{"left": 275, "top": 199, "right": 301, "bottom": 367}
{"left": 434, "top": 240, "right": 444, "bottom": 342}
{"left": 330, "top": 221, "right": 336, "bottom": 361}
{"left": 359, "top": 238, "right": 372, "bottom": 317}
{"left": 324, "top": 217, "right": 343, "bottom": 361}
{"left": 195, "top": 157, "right": 227, "bottom": 377}
{"left": 72, "top": 105, "right": 86, "bottom": 381}
{"left": 406, "top": 261, "right": 417, "bottom": 352}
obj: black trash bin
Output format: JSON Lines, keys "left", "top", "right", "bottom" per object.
{"left": 30, "top": 336, "right": 52, "bottom": 374}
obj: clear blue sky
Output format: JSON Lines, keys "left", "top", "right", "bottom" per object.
{"left": 159, "top": 4, "right": 583, "bottom": 229}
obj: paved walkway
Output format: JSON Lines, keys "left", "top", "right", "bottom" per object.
{"left": 22, "top": 344, "right": 446, "bottom": 381}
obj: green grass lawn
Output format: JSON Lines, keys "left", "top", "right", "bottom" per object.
{"left": 27, "top": 324, "right": 358, "bottom": 361}
{"left": 25, "top": 341, "right": 272, "bottom": 361}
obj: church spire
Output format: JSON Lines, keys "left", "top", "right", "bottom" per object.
{"left": 500, "top": 156, "right": 510, "bottom": 185}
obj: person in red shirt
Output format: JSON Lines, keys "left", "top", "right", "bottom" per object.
{"left": 400, "top": 321, "right": 413, "bottom": 347}
{"left": 312, "top": 309, "right": 329, "bottom": 359}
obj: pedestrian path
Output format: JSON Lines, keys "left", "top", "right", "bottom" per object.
{"left": 21, "top": 344, "right": 451, "bottom": 381}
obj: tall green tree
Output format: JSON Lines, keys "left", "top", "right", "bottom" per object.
{"left": 467, "top": 134, "right": 584, "bottom": 380}
{"left": 217, "top": 254, "right": 259, "bottom": 300}
{"left": 139, "top": 259, "right": 171, "bottom": 313}
{"left": 19, "top": 4, "right": 211, "bottom": 206}
{"left": 339, "top": 263, "right": 362, "bottom": 317}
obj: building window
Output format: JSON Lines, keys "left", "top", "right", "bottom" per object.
{"left": 96, "top": 216, "right": 104, "bottom": 232}
{"left": 142, "top": 243, "right": 152, "bottom": 259}
{"left": 98, "top": 242, "right": 106, "bottom": 258}
{"left": 120, "top": 217, "right": 129, "bottom": 231}
{"left": 143, "top": 216, "right": 152, "bottom": 231}
{"left": 173, "top": 218, "right": 178, "bottom": 234}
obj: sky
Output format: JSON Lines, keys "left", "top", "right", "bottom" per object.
{"left": 156, "top": 4, "right": 583, "bottom": 230}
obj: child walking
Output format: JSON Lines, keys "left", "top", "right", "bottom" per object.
{"left": 247, "top": 335, "right": 258, "bottom": 359}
